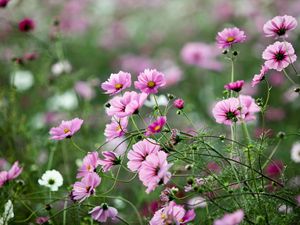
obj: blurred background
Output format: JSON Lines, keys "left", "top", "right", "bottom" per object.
{"left": 1, "top": 0, "right": 300, "bottom": 223}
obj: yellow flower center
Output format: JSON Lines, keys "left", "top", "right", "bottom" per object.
{"left": 147, "top": 81, "right": 156, "bottom": 88}
{"left": 87, "top": 164, "right": 92, "bottom": 171}
{"left": 161, "top": 213, "right": 167, "bottom": 219}
{"left": 64, "top": 128, "right": 70, "bottom": 134}
{"left": 116, "top": 125, "right": 122, "bottom": 131}
{"left": 154, "top": 125, "right": 161, "bottom": 131}
{"left": 226, "top": 36, "right": 235, "bottom": 42}
{"left": 115, "top": 83, "right": 123, "bottom": 90}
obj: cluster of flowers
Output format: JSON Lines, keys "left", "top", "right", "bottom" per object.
{"left": 0, "top": 161, "right": 22, "bottom": 187}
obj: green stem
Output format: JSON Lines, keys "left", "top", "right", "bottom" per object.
{"left": 230, "top": 58, "right": 235, "bottom": 97}
{"left": 262, "top": 139, "right": 282, "bottom": 169}
{"left": 47, "top": 147, "right": 56, "bottom": 170}
{"left": 241, "top": 122, "right": 251, "bottom": 144}
{"left": 63, "top": 199, "right": 68, "bottom": 225}
{"left": 282, "top": 68, "right": 296, "bottom": 84}
{"left": 70, "top": 138, "right": 86, "bottom": 153}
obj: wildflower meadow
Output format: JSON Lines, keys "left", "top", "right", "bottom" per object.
{"left": 1, "top": 0, "right": 300, "bottom": 224}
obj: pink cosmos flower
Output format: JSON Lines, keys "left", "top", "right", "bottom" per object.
{"left": 145, "top": 116, "right": 167, "bottom": 136}
{"left": 106, "top": 91, "right": 148, "bottom": 118}
{"left": 35, "top": 217, "right": 49, "bottom": 224}
{"left": 89, "top": 204, "right": 118, "bottom": 222}
{"left": 101, "top": 71, "right": 131, "bottom": 95}
{"left": 139, "top": 151, "right": 172, "bottom": 193}
{"left": 18, "top": 18, "right": 35, "bottom": 32}
{"left": 163, "top": 66, "right": 183, "bottom": 87}
{"left": 251, "top": 65, "right": 269, "bottom": 87}
{"left": 265, "top": 160, "right": 284, "bottom": 177}
{"left": 98, "top": 151, "right": 120, "bottom": 172}
{"left": 239, "top": 95, "right": 260, "bottom": 122}
{"left": 49, "top": 118, "right": 83, "bottom": 140}
{"left": 0, "top": 171, "right": 8, "bottom": 187}
{"left": 74, "top": 81, "right": 95, "bottom": 100}
{"left": 71, "top": 173, "right": 101, "bottom": 202}
{"left": 224, "top": 80, "right": 244, "bottom": 92}
{"left": 263, "top": 15, "right": 297, "bottom": 38}
{"left": 173, "top": 99, "right": 185, "bottom": 109}
{"left": 265, "top": 107, "right": 286, "bottom": 121}
{"left": 134, "top": 69, "right": 166, "bottom": 94}
{"left": 119, "top": 54, "right": 154, "bottom": 74}
{"left": 127, "top": 138, "right": 160, "bottom": 172}
{"left": 7, "top": 161, "right": 22, "bottom": 180}
{"left": 262, "top": 41, "right": 297, "bottom": 71}
{"left": 216, "top": 27, "right": 246, "bottom": 49}
{"left": 77, "top": 152, "right": 100, "bottom": 178}
{"left": 0, "top": 0, "right": 9, "bottom": 7}
{"left": 104, "top": 117, "right": 128, "bottom": 141}
{"left": 213, "top": 209, "right": 244, "bottom": 225}
{"left": 149, "top": 201, "right": 195, "bottom": 225}
{"left": 181, "top": 42, "right": 222, "bottom": 70}
{"left": 212, "top": 98, "right": 242, "bottom": 125}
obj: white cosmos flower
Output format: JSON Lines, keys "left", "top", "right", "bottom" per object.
{"left": 144, "top": 95, "right": 168, "bottom": 108}
{"left": 291, "top": 142, "right": 300, "bottom": 163}
{"left": 187, "top": 196, "right": 207, "bottom": 209}
{"left": 38, "top": 170, "right": 63, "bottom": 191}
{"left": 47, "top": 90, "right": 78, "bottom": 111}
{"left": 51, "top": 60, "right": 72, "bottom": 76}
{"left": 11, "top": 70, "right": 34, "bottom": 91}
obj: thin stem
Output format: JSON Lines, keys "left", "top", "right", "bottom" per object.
{"left": 70, "top": 138, "right": 86, "bottom": 153}
{"left": 230, "top": 58, "right": 235, "bottom": 97}
{"left": 282, "top": 68, "right": 296, "bottom": 84}
{"left": 63, "top": 199, "right": 68, "bottom": 225}
{"left": 262, "top": 139, "right": 282, "bottom": 169}
{"left": 241, "top": 122, "right": 251, "bottom": 144}
{"left": 47, "top": 147, "right": 56, "bottom": 170}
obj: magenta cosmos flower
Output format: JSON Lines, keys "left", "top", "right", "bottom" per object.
{"left": 251, "top": 65, "right": 269, "bottom": 87}
{"left": 150, "top": 201, "right": 195, "bottom": 225}
{"left": 106, "top": 91, "right": 148, "bottom": 118}
{"left": 262, "top": 41, "right": 297, "bottom": 71}
{"left": 0, "top": 0, "right": 9, "bottom": 7}
{"left": 224, "top": 80, "right": 244, "bottom": 92}
{"left": 99, "top": 151, "right": 121, "bottom": 172}
{"left": 145, "top": 116, "right": 167, "bottom": 136}
{"left": 18, "top": 18, "right": 35, "bottom": 32}
{"left": 89, "top": 204, "right": 118, "bottom": 223}
{"left": 263, "top": 15, "right": 297, "bottom": 38}
{"left": 49, "top": 118, "right": 83, "bottom": 140}
{"left": 216, "top": 27, "right": 246, "bottom": 49}
{"left": 0, "top": 171, "right": 8, "bottom": 187}
{"left": 0, "top": 161, "right": 23, "bottom": 187}
{"left": 212, "top": 98, "right": 242, "bottom": 125}
{"left": 213, "top": 209, "right": 244, "bottom": 225}
{"left": 104, "top": 117, "right": 128, "bottom": 141}
{"left": 101, "top": 71, "right": 131, "bottom": 95}
{"left": 77, "top": 152, "right": 100, "bottom": 178}
{"left": 134, "top": 69, "right": 166, "bottom": 94}
{"left": 173, "top": 98, "right": 185, "bottom": 109}
{"left": 181, "top": 42, "right": 222, "bottom": 71}
{"left": 127, "top": 138, "right": 160, "bottom": 172}
{"left": 139, "top": 151, "right": 172, "bottom": 193}
{"left": 35, "top": 217, "right": 49, "bottom": 225}
{"left": 71, "top": 173, "right": 101, "bottom": 202}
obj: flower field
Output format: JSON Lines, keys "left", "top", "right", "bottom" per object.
{"left": 1, "top": 0, "right": 300, "bottom": 224}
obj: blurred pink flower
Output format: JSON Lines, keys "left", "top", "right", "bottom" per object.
{"left": 265, "top": 160, "right": 284, "bottom": 177}
{"left": 262, "top": 41, "right": 296, "bottom": 71}
{"left": 99, "top": 151, "right": 120, "bottom": 172}
{"left": 216, "top": 27, "right": 246, "bottom": 49}
{"left": 139, "top": 151, "right": 172, "bottom": 193}
{"left": 127, "top": 138, "right": 160, "bottom": 172}
{"left": 251, "top": 65, "right": 269, "bottom": 87}
{"left": 119, "top": 54, "right": 154, "bottom": 74}
{"left": 89, "top": 204, "right": 118, "bottom": 223}
{"left": 104, "top": 117, "right": 128, "bottom": 141}
{"left": 214, "top": 210, "right": 244, "bottom": 225}
{"left": 145, "top": 116, "right": 167, "bottom": 136}
{"left": 100, "top": 21, "right": 129, "bottom": 49}
{"left": 101, "top": 71, "right": 131, "bottom": 95}
{"left": 240, "top": 82, "right": 258, "bottom": 96}
{"left": 7, "top": 161, "right": 22, "bottom": 180}
{"left": 35, "top": 216, "right": 49, "bottom": 224}
{"left": 207, "top": 161, "right": 221, "bottom": 174}
{"left": 296, "top": 195, "right": 300, "bottom": 206}
{"left": 0, "top": 0, "right": 9, "bottom": 7}
{"left": 77, "top": 152, "right": 100, "bottom": 178}
{"left": 224, "top": 80, "right": 244, "bottom": 92}
{"left": 106, "top": 91, "right": 147, "bottom": 118}
{"left": 181, "top": 42, "right": 222, "bottom": 70}
{"left": 0, "top": 158, "right": 9, "bottom": 171}
{"left": 18, "top": 18, "right": 35, "bottom": 32}
{"left": 149, "top": 201, "right": 195, "bottom": 224}
{"left": 173, "top": 98, "right": 185, "bottom": 109}
{"left": 135, "top": 69, "right": 166, "bottom": 94}
{"left": 265, "top": 107, "right": 286, "bottom": 121}
{"left": 163, "top": 66, "right": 183, "bottom": 87}
{"left": 72, "top": 173, "right": 101, "bottom": 202}
{"left": 0, "top": 171, "right": 8, "bottom": 187}
{"left": 269, "top": 72, "right": 285, "bottom": 86}
{"left": 212, "top": 98, "right": 242, "bottom": 125}
{"left": 263, "top": 15, "right": 297, "bottom": 38}
{"left": 75, "top": 81, "right": 95, "bottom": 100}
{"left": 49, "top": 118, "right": 83, "bottom": 140}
